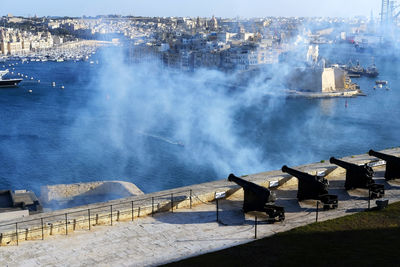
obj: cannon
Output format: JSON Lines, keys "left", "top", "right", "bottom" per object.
{"left": 228, "top": 174, "right": 285, "bottom": 222}
{"left": 369, "top": 150, "right": 400, "bottom": 181}
{"left": 330, "top": 157, "right": 384, "bottom": 199}
{"left": 281, "top": 165, "right": 338, "bottom": 210}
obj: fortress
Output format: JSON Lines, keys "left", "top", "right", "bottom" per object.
{"left": 282, "top": 45, "right": 361, "bottom": 98}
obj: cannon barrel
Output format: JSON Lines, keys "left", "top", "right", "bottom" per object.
{"left": 281, "top": 165, "right": 315, "bottom": 182}
{"left": 369, "top": 150, "right": 400, "bottom": 162}
{"left": 330, "top": 156, "right": 374, "bottom": 177}
{"left": 369, "top": 149, "right": 400, "bottom": 181}
{"left": 228, "top": 173, "right": 257, "bottom": 189}
{"left": 228, "top": 174, "right": 273, "bottom": 200}
{"left": 329, "top": 157, "right": 360, "bottom": 170}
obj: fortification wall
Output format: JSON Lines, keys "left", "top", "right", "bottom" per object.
{"left": 0, "top": 147, "right": 399, "bottom": 246}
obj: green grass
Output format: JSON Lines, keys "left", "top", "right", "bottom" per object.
{"left": 164, "top": 202, "right": 400, "bottom": 267}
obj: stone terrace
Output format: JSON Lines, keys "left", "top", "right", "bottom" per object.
{"left": 0, "top": 148, "right": 400, "bottom": 266}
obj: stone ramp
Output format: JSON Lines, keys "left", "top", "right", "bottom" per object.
{"left": 40, "top": 181, "right": 144, "bottom": 209}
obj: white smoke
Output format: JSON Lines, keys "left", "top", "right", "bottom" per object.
{"left": 67, "top": 47, "right": 292, "bottom": 191}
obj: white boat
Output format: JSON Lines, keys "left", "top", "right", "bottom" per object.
{"left": 375, "top": 80, "right": 388, "bottom": 85}
{"left": 0, "top": 69, "right": 23, "bottom": 88}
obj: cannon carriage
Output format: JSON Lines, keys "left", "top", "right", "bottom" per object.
{"left": 330, "top": 157, "right": 384, "bottom": 199}
{"left": 228, "top": 174, "right": 285, "bottom": 222}
{"left": 281, "top": 165, "right": 338, "bottom": 210}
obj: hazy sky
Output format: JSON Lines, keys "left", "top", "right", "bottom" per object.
{"left": 1, "top": 0, "right": 381, "bottom": 18}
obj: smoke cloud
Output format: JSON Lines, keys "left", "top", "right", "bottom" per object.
{"left": 63, "top": 21, "right": 400, "bottom": 193}
{"left": 67, "top": 48, "right": 290, "bottom": 192}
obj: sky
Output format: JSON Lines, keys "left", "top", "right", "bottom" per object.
{"left": 1, "top": 0, "right": 382, "bottom": 18}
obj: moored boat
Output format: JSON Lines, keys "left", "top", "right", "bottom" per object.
{"left": 375, "top": 80, "right": 388, "bottom": 85}
{"left": 365, "top": 64, "right": 379, "bottom": 78}
{"left": 0, "top": 69, "right": 23, "bottom": 88}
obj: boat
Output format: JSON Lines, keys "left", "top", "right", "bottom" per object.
{"left": 347, "top": 62, "right": 364, "bottom": 75}
{"left": 343, "top": 61, "right": 364, "bottom": 76}
{"left": 375, "top": 80, "right": 388, "bottom": 85}
{"left": 0, "top": 69, "right": 23, "bottom": 88}
{"left": 364, "top": 64, "right": 379, "bottom": 78}
{"left": 375, "top": 80, "right": 390, "bottom": 90}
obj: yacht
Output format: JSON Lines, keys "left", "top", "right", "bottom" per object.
{"left": 0, "top": 69, "right": 23, "bottom": 88}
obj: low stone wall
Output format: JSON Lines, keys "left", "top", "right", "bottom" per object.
{"left": 0, "top": 147, "right": 399, "bottom": 246}
{"left": 40, "top": 181, "right": 144, "bottom": 203}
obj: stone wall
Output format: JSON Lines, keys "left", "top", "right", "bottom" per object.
{"left": 40, "top": 181, "right": 144, "bottom": 203}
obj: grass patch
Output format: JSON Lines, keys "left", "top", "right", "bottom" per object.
{"left": 165, "top": 202, "right": 400, "bottom": 267}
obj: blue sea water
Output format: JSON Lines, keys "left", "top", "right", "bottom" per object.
{"left": 0, "top": 46, "right": 399, "bottom": 195}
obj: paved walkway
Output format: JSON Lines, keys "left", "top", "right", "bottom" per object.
{"left": 1, "top": 173, "right": 400, "bottom": 267}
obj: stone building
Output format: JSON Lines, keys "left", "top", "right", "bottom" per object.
{"left": 321, "top": 67, "right": 346, "bottom": 92}
{"left": 208, "top": 16, "right": 218, "bottom": 31}
{"left": 286, "top": 66, "right": 349, "bottom": 92}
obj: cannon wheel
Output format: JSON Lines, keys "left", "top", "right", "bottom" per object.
{"left": 370, "top": 192, "right": 381, "bottom": 199}
{"left": 264, "top": 207, "right": 285, "bottom": 222}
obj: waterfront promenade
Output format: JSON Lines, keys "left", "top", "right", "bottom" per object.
{"left": 2, "top": 176, "right": 400, "bottom": 266}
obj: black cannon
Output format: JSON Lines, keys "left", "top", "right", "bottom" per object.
{"left": 228, "top": 174, "right": 285, "bottom": 222}
{"left": 281, "top": 165, "right": 338, "bottom": 210}
{"left": 369, "top": 149, "right": 400, "bottom": 181}
{"left": 330, "top": 157, "right": 384, "bottom": 199}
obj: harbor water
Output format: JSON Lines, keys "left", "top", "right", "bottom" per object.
{"left": 0, "top": 46, "right": 399, "bottom": 196}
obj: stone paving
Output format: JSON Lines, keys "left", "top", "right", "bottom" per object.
{"left": 1, "top": 172, "right": 400, "bottom": 267}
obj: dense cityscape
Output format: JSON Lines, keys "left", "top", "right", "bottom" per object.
{"left": 1, "top": 13, "right": 398, "bottom": 70}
